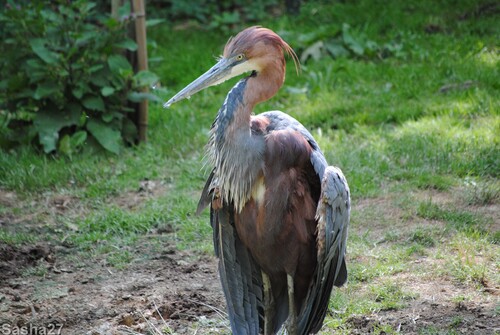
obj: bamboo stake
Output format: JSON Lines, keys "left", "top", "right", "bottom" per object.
{"left": 132, "top": 0, "right": 148, "bottom": 143}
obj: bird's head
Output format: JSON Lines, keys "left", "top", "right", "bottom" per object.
{"left": 164, "top": 26, "right": 298, "bottom": 108}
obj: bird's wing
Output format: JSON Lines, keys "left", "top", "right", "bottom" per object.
{"left": 299, "top": 165, "right": 350, "bottom": 334}
{"left": 197, "top": 172, "right": 264, "bottom": 335}
{"left": 260, "top": 110, "right": 326, "bottom": 175}
{"left": 261, "top": 111, "right": 350, "bottom": 334}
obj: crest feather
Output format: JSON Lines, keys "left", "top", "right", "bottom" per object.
{"left": 224, "top": 26, "right": 300, "bottom": 74}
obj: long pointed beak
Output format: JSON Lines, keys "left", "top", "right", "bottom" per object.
{"left": 164, "top": 57, "right": 233, "bottom": 108}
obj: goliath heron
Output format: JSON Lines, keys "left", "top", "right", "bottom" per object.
{"left": 165, "top": 26, "right": 350, "bottom": 335}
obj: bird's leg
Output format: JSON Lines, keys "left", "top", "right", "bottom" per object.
{"left": 286, "top": 274, "right": 298, "bottom": 335}
{"left": 262, "top": 271, "right": 275, "bottom": 335}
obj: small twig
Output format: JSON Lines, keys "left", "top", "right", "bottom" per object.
{"left": 438, "top": 80, "right": 477, "bottom": 93}
{"left": 153, "top": 300, "right": 169, "bottom": 326}
{"left": 184, "top": 297, "right": 228, "bottom": 320}
{"left": 30, "top": 304, "right": 37, "bottom": 319}
{"left": 138, "top": 309, "right": 164, "bottom": 335}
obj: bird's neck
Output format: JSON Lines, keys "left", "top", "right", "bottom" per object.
{"left": 245, "top": 63, "right": 285, "bottom": 107}
{"left": 214, "top": 78, "right": 252, "bottom": 146}
{"left": 208, "top": 77, "right": 269, "bottom": 211}
{"left": 213, "top": 62, "right": 285, "bottom": 141}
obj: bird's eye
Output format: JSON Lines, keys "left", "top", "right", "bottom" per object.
{"left": 235, "top": 54, "right": 244, "bottom": 61}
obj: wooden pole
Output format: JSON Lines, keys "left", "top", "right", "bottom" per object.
{"left": 132, "top": 0, "right": 148, "bottom": 143}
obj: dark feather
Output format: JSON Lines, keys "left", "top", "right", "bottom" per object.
{"left": 298, "top": 166, "right": 350, "bottom": 334}
{"left": 213, "top": 206, "right": 264, "bottom": 334}
{"left": 197, "top": 174, "right": 264, "bottom": 335}
{"left": 196, "top": 170, "right": 215, "bottom": 216}
{"left": 261, "top": 111, "right": 350, "bottom": 334}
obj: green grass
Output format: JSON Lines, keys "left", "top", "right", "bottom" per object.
{"left": 21, "top": 263, "right": 48, "bottom": 277}
{"left": 417, "top": 200, "right": 493, "bottom": 235}
{"left": 0, "top": 0, "right": 499, "bottom": 333}
{"left": 0, "top": 230, "right": 37, "bottom": 245}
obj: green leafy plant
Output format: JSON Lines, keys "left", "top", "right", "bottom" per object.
{"left": 298, "top": 23, "right": 407, "bottom": 63}
{"left": 0, "top": 0, "right": 159, "bottom": 154}
{"left": 151, "top": 0, "right": 278, "bottom": 31}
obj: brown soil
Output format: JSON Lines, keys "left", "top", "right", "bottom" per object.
{"left": 0, "top": 240, "right": 227, "bottom": 334}
{"left": 0, "top": 187, "right": 499, "bottom": 335}
{"left": 2, "top": 242, "right": 498, "bottom": 335}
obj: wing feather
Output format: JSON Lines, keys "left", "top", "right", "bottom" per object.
{"left": 298, "top": 165, "right": 350, "bottom": 334}
{"left": 197, "top": 174, "right": 264, "bottom": 335}
{"left": 260, "top": 111, "right": 350, "bottom": 333}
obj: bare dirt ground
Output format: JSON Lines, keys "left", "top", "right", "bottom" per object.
{"left": 0, "top": 188, "right": 499, "bottom": 335}
{"left": 0, "top": 240, "right": 230, "bottom": 335}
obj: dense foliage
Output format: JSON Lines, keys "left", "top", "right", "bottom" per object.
{"left": 149, "top": 0, "right": 279, "bottom": 30}
{"left": 0, "top": 1, "right": 158, "bottom": 154}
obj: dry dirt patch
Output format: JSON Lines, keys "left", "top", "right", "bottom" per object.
{"left": 348, "top": 300, "right": 498, "bottom": 335}
{"left": 0, "top": 240, "right": 227, "bottom": 334}
{"left": 1, "top": 187, "right": 499, "bottom": 334}
{"left": 345, "top": 259, "right": 499, "bottom": 334}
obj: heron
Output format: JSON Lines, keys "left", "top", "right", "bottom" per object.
{"left": 165, "top": 26, "right": 350, "bottom": 335}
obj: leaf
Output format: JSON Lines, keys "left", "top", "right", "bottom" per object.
{"left": 108, "top": 54, "right": 132, "bottom": 74}
{"left": 101, "top": 86, "right": 115, "bottom": 97}
{"left": 286, "top": 86, "right": 308, "bottom": 94}
{"left": 146, "top": 19, "right": 165, "bottom": 27}
{"left": 39, "top": 129, "right": 59, "bottom": 153}
{"left": 102, "top": 112, "right": 123, "bottom": 123}
{"left": 118, "top": 2, "right": 131, "bottom": 19}
{"left": 34, "top": 82, "right": 60, "bottom": 100}
{"left": 88, "top": 64, "right": 104, "bottom": 73}
{"left": 325, "top": 40, "right": 350, "bottom": 58}
{"left": 296, "top": 27, "right": 336, "bottom": 45}
{"left": 127, "top": 91, "right": 161, "bottom": 103}
{"left": 58, "top": 134, "right": 72, "bottom": 156}
{"left": 70, "top": 130, "right": 87, "bottom": 148}
{"left": 82, "top": 95, "right": 105, "bottom": 112}
{"left": 29, "top": 38, "right": 59, "bottom": 64}
{"left": 148, "top": 56, "right": 164, "bottom": 64}
{"left": 341, "top": 23, "right": 353, "bottom": 41}
{"left": 133, "top": 70, "right": 159, "bottom": 88}
{"left": 28, "top": 70, "right": 47, "bottom": 84}
{"left": 72, "top": 87, "right": 84, "bottom": 99}
{"left": 86, "top": 118, "right": 121, "bottom": 154}
{"left": 347, "top": 40, "right": 365, "bottom": 56}
{"left": 26, "top": 59, "right": 45, "bottom": 71}
{"left": 40, "top": 9, "right": 59, "bottom": 22}
{"left": 90, "top": 70, "right": 111, "bottom": 87}
{"left": 115, "top": 38, "right": 137, "bottom": 51}
{"left": 75, "top": 31, "right": 96, "bottom": 47}
{"left": 60, "top": 130, "right": 88, "bottom": 156}
{"left": 81, "top": 2, "right": 97, "bottom": 14}
{"left": 342, "top": 24, "right": 364, "bottom": 56}
{"left": 34, "top": 108, "right": 81, "bottom": 153}
{"left": 122, "top": 118, "right": 137, "bottom": 145}
{"left": 66, "top": 103, "right": 83, "bottom": 124}
{"left": 34, "top": 108, "right": 81, "bottom": 132}
{"left": 300, "top": 41, "right": 324, "bottom": 63}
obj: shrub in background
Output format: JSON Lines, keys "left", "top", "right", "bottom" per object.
{"left": 159, "top": 0, "right": 278, "bottom": 28}
{"left": 0, "top": 0, "right": 159, "bottom": 155}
